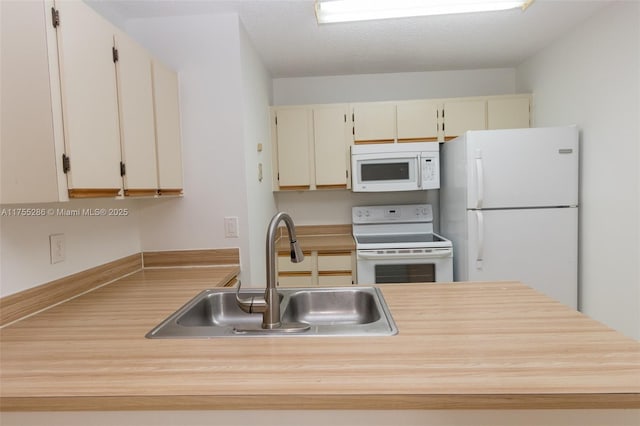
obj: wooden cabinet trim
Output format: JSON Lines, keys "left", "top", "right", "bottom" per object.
{"left": 124, "top": 189, "right": 158, "bottom": 197}
{"left": 68, "top": 188, "right": 121, "bottom": 198}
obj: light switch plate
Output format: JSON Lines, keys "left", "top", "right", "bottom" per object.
{"left": 50, "top": 233, "right": 65, "bottom": 264}
{"left": 224, "top": 217, "right": 239, "bottom": 238}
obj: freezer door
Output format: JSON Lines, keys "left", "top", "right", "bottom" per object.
{"left": 466, "top": 127, "right": 579, "bottom": 209}
{"left": 465, "top": 207, "right": 578, "bottom": 309}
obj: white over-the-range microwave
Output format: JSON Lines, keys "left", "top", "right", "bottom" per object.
{"left": 351, "top": 142, "right": 440, "bottom": 192}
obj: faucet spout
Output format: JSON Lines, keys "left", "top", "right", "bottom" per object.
{"left": 236, "top": 212, "right": 309, "bottom": 332}
{"left": 263, "top": 212, "right": 302, "bottom": 329}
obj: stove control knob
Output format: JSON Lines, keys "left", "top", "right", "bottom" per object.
{"left": 364, "top": 210, "right": 370, "bottom": 217}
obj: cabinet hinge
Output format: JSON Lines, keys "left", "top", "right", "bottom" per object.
{"left": 51, "top": 7, "right": 60, "bottom": 28}
{"left": 62, "top": 154, "right": 70, "bottom": 174}
{"left": 120, "top": 161, "right": 126, "bottom": 177}
{"left": 112, "top": 47, "right": 119, "bottom": 63}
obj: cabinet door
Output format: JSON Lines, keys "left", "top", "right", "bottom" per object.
{"left": 275, "top": 107, "right": 312, "bottom": 189}
{"left": 443, "top": 99, "right": 486, "bottom": 140}
{"left": 152, "top": 59, "right": 183, "bottom": 195}
{"left": 487, "top": 96, "right": 530, "bottom": 130}
{"left": 1, "top": 0, "right": 66, "bottom": 203}
{"left": 352, "top": 103, "right": 396, "bottom": 143}
{"left": 115, "top": 31, "right": 157, "bottom": 197}
{"left": 396, "top": 100, "right": 440, "bottom": 142}
{"left": 55, "top": 0, "right": 122, "bottom": 197}
{"left": 313, "top": 105, "right": 350, "bottom": 189}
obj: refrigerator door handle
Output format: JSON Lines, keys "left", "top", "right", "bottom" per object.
{"left": 475, "top": 150, "right": 484, "bottom": 209}
{"left": 475, "top": 210, "right": 484, "bottom": 270}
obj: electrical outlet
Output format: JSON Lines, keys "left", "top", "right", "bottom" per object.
{"left": 224, "top": 217, "right": 239, "bottom": 238}
{"left": 49, "top": 234, "right": 65, "bottom": 264}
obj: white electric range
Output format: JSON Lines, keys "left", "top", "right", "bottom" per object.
{"left": 352, "top": 204, "right": 453, "bottom": 284}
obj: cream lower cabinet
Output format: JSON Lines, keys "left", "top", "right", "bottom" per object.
{"left": 272, "top": 104, "right": 350, "bottom": 191}
{"left": 277, "top": 251, "right": 355, "bottom": 287}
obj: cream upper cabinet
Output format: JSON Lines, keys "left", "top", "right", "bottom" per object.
{"left": 352, "top": 103, "right": 396, "bottom": 143}
{"left": 114, "top": 31, "right": 158, "bottom": 197}
{"left": 313, "top": 105, "right": 350, "bottom": 189}
{"left": 274, "top": 107, "right": 312, "bottom": 189}
{"left": 152, "top": 60, "right": 184, "bottom": 195}
{"left": 1, "top": 0, "right": 67, "bottom": 204}
{"left": 396, "top": 100, "right": 441, "bottom": 142}
{"left": 54, "top": 0, "right": 122, "bottom": 198}
{"left": 487, "top": 95, "right": 531, "bottom": 130}
{"left": 272, "top": 104, "right": 350, "bottom": 191}
{"left": 443, "top": 99, "right": 487, "bottom": 140}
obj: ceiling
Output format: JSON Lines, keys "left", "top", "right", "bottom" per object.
{"left": 89, "top": 0, "right": 610, "bottom": 78}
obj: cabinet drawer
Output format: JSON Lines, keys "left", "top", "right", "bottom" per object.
{"left": 317, "top": 253, "right": 352, "bottom": 271}
{"left": 278, "top": 254, "right": 313, "bottom": 272}
{"left": 277, "top": 273, "right": 314, "bottom": 288}
{"left": 318, "top": 273, "right": 353, "bottom": 287}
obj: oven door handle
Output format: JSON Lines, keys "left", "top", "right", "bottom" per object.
{"left": 357, "top": 249, "right": 452, "bottom": 260}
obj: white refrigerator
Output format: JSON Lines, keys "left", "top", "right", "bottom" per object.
{"left": 440, "top": 126, "right": 579, "bottom": 309}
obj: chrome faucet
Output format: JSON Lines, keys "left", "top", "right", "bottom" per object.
{"left": 236, "top": 212, "right": 309, "bottom": 331}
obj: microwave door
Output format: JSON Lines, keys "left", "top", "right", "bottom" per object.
{"left": 352, "top": 153, "right": 419, "bottom": 192}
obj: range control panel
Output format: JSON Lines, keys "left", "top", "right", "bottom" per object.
{"left": 352, "top": 204, "right": 433, "bottom": 224}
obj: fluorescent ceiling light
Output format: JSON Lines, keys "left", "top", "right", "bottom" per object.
{"left": 315, "top": 0, "right": 534, "bottom": 24}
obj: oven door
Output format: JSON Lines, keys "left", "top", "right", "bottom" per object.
{"left": 351, "top": 153, "right": 419, "bottom": 192}
{"left": 356, "top": 248, "right": 453, "bottom": 284}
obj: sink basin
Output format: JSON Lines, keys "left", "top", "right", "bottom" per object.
{"left": 146, "top": 287, "right": 397, "bottom": 338}
{"left": 281, "top": 288, "right": 381, "bottom": 325}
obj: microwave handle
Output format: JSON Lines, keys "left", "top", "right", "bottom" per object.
{"left": 417, "top": 154, "right": 422, "bottom": 188}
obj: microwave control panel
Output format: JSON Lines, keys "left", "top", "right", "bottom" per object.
{"left": 420, "top": 152, "right": 440, "bottom": 189}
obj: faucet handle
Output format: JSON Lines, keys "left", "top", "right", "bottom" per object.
{"left": 235, "top": 280, "right": 267, "bottom": 314}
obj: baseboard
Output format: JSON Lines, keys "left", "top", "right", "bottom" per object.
{"left": 142, "top": 248, "right": 240, "bottom": 268}
{"left": 0, "top": 254, "right": 142, "bottom": 327}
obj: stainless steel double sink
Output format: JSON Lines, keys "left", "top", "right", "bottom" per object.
{"left": 146, "top": 287, "right": 397, "bottom": 338}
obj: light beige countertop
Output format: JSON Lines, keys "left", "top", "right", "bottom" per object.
{"left": 275, "top": 224, "right": 356, "bottom": 254}
{"left": 0, "top": 267, "right": 638, "bottom": 411}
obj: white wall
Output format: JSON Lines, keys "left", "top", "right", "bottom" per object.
{"left": 239, "top": 24, "right": 277, "bottom": 286}
{"left": 516, "top": 2, "right": 639, "bottom": 339}
{"left": 0, "top": 199, "right": 141, "bottom": 297}
{"left": 273, "top": 68, "right": 516, "bottom": 105}
{"left": 126, "top": 14, "right": 273, "bottom": 287}
{"left": 272, "top": 68, "right": 518, "bottom": 227}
